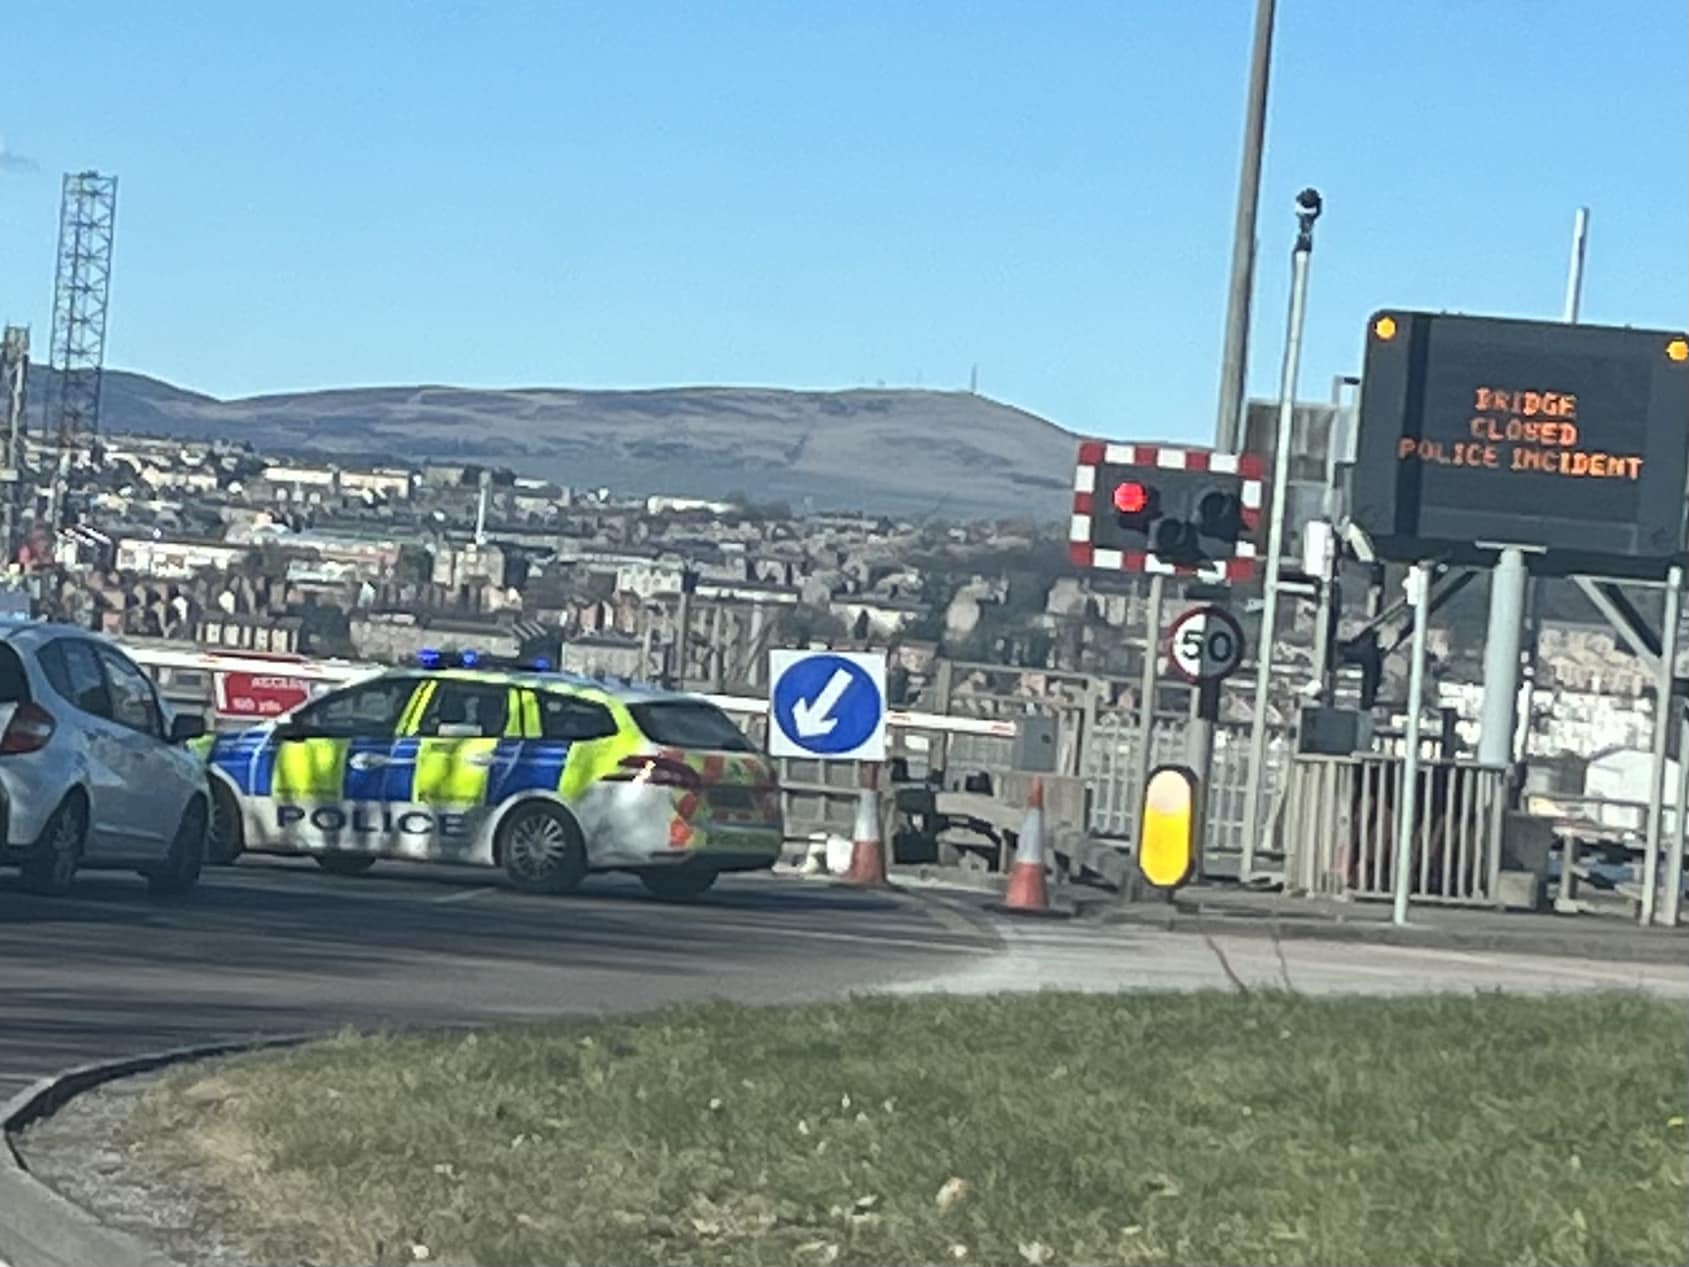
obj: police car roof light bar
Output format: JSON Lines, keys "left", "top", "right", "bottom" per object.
{"left": 412, "top": 648, "right": 569, "bottom": 675}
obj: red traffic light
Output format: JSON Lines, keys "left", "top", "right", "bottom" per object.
{"left": 1113, "top": 480, "right": 1149, "bottom": 514}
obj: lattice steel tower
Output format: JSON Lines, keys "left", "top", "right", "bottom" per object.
{"left": 44, "top": 171, "right": 118, "bottom": 466}
{"left": 0, "top": 326, "right": 26, "bottom": 473}
{"left": 0, "top": 326, "right": 28, "bottom": 557}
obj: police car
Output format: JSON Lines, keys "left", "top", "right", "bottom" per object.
{"left": 199, "top": 652, "right": 782, "bottom": 899}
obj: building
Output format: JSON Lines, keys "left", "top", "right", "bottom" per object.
{"left": 196, "top": 612, "right": 305, "bottom": 654}
{"left": 116, "top": 537, "right": 249, "bottom": 580}
{"left": 348, "top": 611, "right": 521, "bottom": 664}
{"left": 559, "top": 634, "right": 645, "bottom": 679}
{"left": 339, "top": 468, "right": 414, "bottom": 501}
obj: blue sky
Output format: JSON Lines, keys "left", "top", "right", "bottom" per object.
{"left": 0, "top": 1, "right": 1683, "bottom": 444}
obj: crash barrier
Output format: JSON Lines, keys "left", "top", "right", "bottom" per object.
{"left": 1277, "top": 753, "right": 1507, "bottom": 906}
{"left": 1520, "top": 790, "right": 1688, "bottom": 925}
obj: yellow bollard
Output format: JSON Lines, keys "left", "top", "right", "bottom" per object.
{"left": 1137, "top": 764, "right": 1198, "bottom": 891}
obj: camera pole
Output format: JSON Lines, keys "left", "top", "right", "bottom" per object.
{"left": 1239, "top": 188, "right": 1322, "bottom": 881}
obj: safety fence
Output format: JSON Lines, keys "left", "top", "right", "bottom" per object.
{"left": 1277, "top": 754, "right": 1507, "bottom": 905}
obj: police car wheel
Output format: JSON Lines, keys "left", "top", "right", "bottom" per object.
{"left": 315, "top": 854, "right": 378, "bottom": 876}
{"left": 19, "top": 795, "right": 86, "bottom": 897}
{"left": 639, "top": 866, "right": 718, "bottom": 901}
{"left": 145, "top": 798, "right": 207, "bottom": 899}
{"left": 500, "top": 803, "right": 586, "bottom": 895}
{"left": 206, "top": 782, "right": 243, "bottom": 866}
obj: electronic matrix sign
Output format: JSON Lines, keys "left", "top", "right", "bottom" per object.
{"left": 1351, "top": 311, "right": 1689, "bottom": 577}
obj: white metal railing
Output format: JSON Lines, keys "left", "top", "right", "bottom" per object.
{"left": 119, "top": 642, "right": 1020, "bottom": 740}
{"left": 1279, "top": 754, "right": 1507, "bottom": 905}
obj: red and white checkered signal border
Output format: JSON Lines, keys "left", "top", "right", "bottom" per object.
{"left": 1068, "top": 441, "right": 1266, "bottom": 583}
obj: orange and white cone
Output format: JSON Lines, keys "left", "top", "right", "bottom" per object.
{"left": 995, "top": 778, "right": 1068, "bottom": 917}
{"left": 840, "top": 764, "right": 889, "bottom": 888}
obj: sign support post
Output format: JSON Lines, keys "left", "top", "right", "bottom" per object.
{"left": 1240, "top": 188, "right": 1321, "bottom": 881}
{"left": 1392, "top": 561, "right": 1433, "bottom": 927}
{"left": 1168, "top": 602, "right": 1246, "bottom": 874}
{"left": 1131, "top": 573, "right": 1165, "bottom": 861}
{"left": 1478, "top": 208, "right": 1590, "bottom": 769}
{"left": 1189, "top": 668, "right": 1216, "bottom": 878}
{"left": 1477, "top": 547, "right": 1528, "bottom": 767}
{"left": 1641, "top": 565, "right": 1682, "bottom": 926}
{"left": 1666, "top": 711, "right": 1689, "bottom": 929}
{"left": 1189, "top": 673, "right": 1221, "bottom": 880}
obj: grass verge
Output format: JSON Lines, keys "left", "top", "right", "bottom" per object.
{"left": 121, "top": 991, "right": 1687, "bottom": 1266}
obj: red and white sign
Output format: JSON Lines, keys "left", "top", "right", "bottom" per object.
{"left": 1166, "top": 605, "right": 1246, "bottom": 684}
{"left": 213, "top": 670, "right": 314, "bottom": 719}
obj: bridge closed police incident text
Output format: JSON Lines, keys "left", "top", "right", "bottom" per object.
{"left": 1395, "top": 386, "right": 1644, "bottom": 482}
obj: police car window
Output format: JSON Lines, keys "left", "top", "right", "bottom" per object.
{"left": 39, "top": 639, "right": 112, "bottom": 719}
{"left": 416, "top": 682, "right": 508, "bottom": 738}
{"left": 539, "top": 695, "right": 617, "bottom": 741}
{"left": 295, "top": 678, "right": 414, "bottom": 738}
{"left": 628, "top": 700, "right": 754, "bottom": 752}
{"left": 97, "top": 646, "right": 163, "bottom": 738}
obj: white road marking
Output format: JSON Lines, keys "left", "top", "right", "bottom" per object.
{"left": 430, "top": 886, "right": 497, "bottom": 904}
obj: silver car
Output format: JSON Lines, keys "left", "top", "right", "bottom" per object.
{"left": 0, "top": 619, "right": 210, "bottom": 897}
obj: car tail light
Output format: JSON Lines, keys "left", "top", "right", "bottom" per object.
{"left": 612, "top": 755, "right": 701, "bottom": 791}
{"left": 0, "top": 702, "right": 56, "bottom": 755}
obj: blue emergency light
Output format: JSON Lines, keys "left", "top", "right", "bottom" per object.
{"left": 415, "top": 647, "right": 559, "bottom": 673}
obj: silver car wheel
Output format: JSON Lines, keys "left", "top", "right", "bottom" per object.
{"left": 508, "top": 811, "right": 569, "bottom": 877}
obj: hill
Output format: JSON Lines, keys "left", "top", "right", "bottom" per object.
{"left": 26, "top": 368, "right": 1082, "bottom": 519}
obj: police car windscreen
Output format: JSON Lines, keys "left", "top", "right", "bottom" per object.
{"left": 628, "top": 700, "right": 755, "bottom": 752}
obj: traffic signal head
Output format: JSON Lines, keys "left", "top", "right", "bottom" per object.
{"left": 1093, "top": 468, "right": 1251, "bottom": 563}
{"left": 1112, "top": 479, "right": 1150, "bottom": 515}
{"left": 1072, "top": 443, "right": 1264, "bottom": 579}
{"left": 1197, "top": 488, "right": 1244, "bottom": 544}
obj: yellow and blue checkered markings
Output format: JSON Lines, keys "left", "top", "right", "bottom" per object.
{"left": 487, "top": 740, "right": 573, "bottom": 801}
{"left": 207, "top": 730, "right": 579, "bottom": 806}
{"left": 208, "top": 730, "right": 282, "bottom": 796}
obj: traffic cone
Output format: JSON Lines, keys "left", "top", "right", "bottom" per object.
{"left": 840, "top": 765, "right": 889, "bottom": 888}
{"left": 994, "top": 778, "right": 1069, "bottom": 917}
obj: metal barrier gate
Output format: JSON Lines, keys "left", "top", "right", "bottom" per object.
{"left": 1278, "top": 753, "right": 1507, "bottom": 905}
{"left": 1084, "top": 712, "right": 1292, "bottom": 859}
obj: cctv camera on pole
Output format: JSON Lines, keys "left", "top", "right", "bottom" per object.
{"left": 1239, "top": 187, "right": 1322, "bottom": 881}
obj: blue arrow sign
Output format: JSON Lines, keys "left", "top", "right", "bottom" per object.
{"left": 770, "top": 653, "right": 884, "bottom": 757}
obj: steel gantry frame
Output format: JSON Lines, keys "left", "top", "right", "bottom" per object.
{"left": 43, "top": 171, "right": 118, "bottom": 521}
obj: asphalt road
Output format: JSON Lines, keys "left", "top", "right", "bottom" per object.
{"left": 0, "top": 858, "right": 999, "bottom": 1102}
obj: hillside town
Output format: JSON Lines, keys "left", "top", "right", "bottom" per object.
{"left": 0, "top": 431, "right": 1674, "bottom": 769}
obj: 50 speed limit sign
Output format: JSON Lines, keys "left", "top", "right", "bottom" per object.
{"left": 1166, "top": 605, "right": 1245, "bottom": 684}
